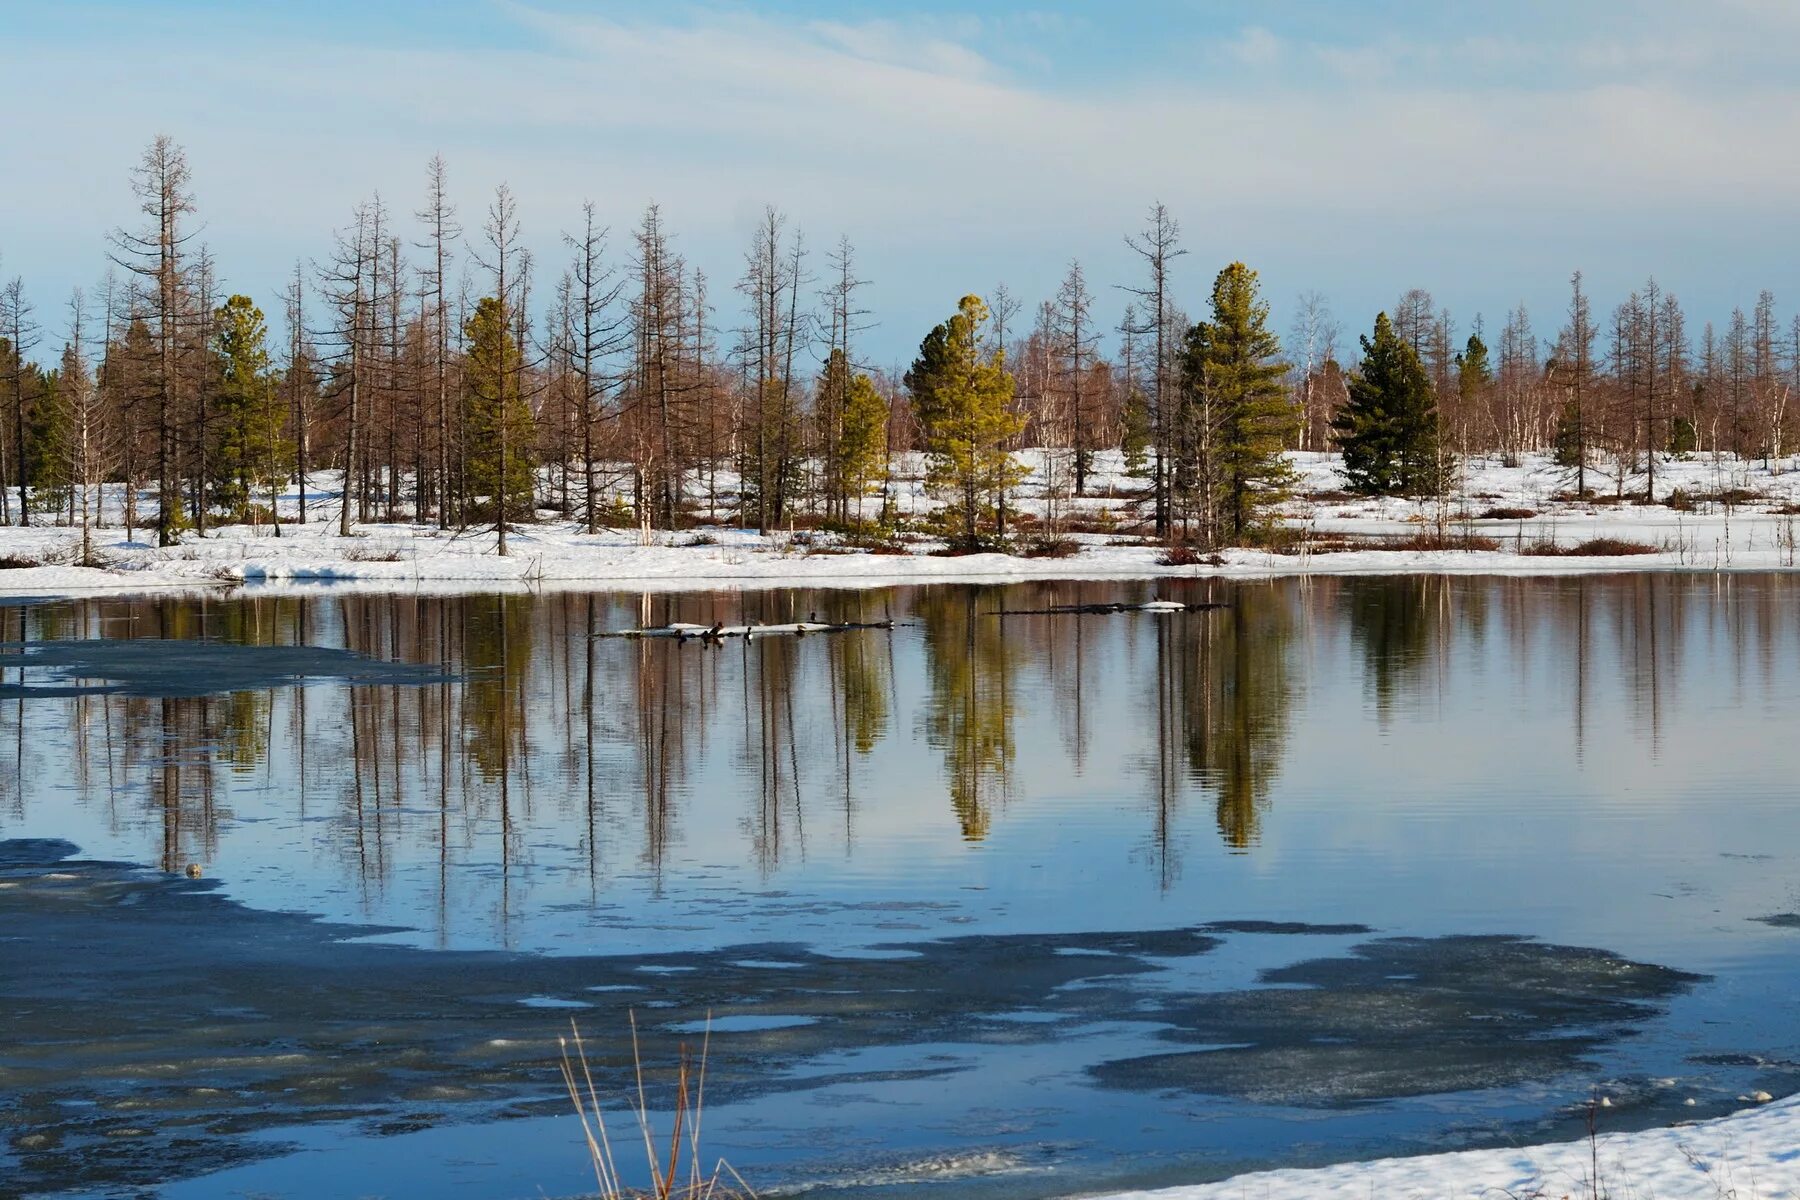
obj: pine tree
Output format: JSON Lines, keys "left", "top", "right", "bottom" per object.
{"left": 1120, "top": 387, "right": 1151, "bottom": 479}
{"left": 1456, "top": 332, "right": 1492, "bottom": 414}
{"left": 462, "top": 295, "right": 534, "bottom": 524}
{"left": 907, "top": 295, "right": 1025, "bottom": 548}
{"left": 211, "top": 294, "right": 286, "bottom": 520}
{"left": 1190, "top": 262, "right": 1294, "bottom": 544}
{"left": 1333, "top": 312, "right": 1446, "bottom": 496}
{"left": 835, "top": 365, "right": 888, "bottom": 525}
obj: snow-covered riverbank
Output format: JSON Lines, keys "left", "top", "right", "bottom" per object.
{"left": 2, "top": 450, "right": 1798, "bottom": 596}
{"left": 1101, "top": 1093, "right": 1800, "bottom": 1200}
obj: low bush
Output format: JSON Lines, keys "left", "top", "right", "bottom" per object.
{"left": 1389, "top": 532, "right": 1501, "bottom": 552}
{"left": 1665, "top": 488, "right": 1695, "bottom": 512}
{"left": 1020, "top": 536, "right": 1081, "bottom": 559}
{"left": 1283, "top": 531, "right": 1500, "bottom": 555}
{"left": 1478, "top": 506, "right": 1538, "bottom": 520}
{"left": 0, "top": 554, "right": 41, "bottom": 569}
{"left": 1157, "top": 544, "right": 1224, "bottom": 567}
{"left": 929, "top": 537, "right": 1009, "bottom": 557}
{"left": 1521, "top": 537, "right": 1659, "bottom": 557}
{"left": 346, "top": 546, "right": 406, "bottom": 562}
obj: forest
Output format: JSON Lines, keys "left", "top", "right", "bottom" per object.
{"left": 2, "top": 136, "right": 1797, "bottom": 560}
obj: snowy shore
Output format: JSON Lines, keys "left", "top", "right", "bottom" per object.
{"left": 3, "top": 451, "right": 1799, "bottom": 596}
{"left": 1101, "top": 1094, "right": 1800, "bottom": 1200}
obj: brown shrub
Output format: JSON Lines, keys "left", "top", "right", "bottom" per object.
{"left": 1389, "top": 532, "right": 1501, "bottom": 552}
{"left": 1159, "top": 543, "right": 1216, "bottom": 568}
{"left": 1478, "top": 507, "right": 1538, "bottom": 521}
{"left": 1521, "top": 537, "right": 1659, "bottom": 557}
{"left": 1021, "top": 537, "right": 1081, "bottom": 560}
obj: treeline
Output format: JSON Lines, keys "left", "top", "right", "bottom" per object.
{"left": 2, "top": 137, "right": 1798, "bottom": 558}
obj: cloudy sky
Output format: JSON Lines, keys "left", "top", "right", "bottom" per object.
{"left": 6, "top": 0, "right": 1799, "bottom": 361}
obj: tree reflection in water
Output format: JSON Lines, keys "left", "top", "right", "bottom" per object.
{"left": 3, "top": 575, "right": 1789, "bottom": 941}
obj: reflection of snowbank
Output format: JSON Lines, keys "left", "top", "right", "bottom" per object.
{"left": 5, "top": 450, "right": 1800, "bottom": 597}
{"left": 1101, "top": 1095, "right": 1800, "bottom": 1200}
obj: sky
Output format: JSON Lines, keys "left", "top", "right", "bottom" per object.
{"left": 5, "top": 0, "right": 1800, "bottom": 364}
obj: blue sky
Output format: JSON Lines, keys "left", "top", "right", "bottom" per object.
{"left": 5, "top": 0, "right": 1800, "bottom": 363}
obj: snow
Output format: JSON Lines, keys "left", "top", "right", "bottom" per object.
{"left": 1097, "top": 1095, "right": 1800, "bottom": 1200}
{"left": 1, "top": 451, "right": 1799, "bottom": 597}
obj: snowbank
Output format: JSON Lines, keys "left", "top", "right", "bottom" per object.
{"left": 1100, "top": 1095, "right": 1800, "bottom": 1200}
{"left": 2, "top": 451, "right": 1799, "bottom": 597}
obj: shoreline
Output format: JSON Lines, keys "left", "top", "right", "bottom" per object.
{"left": 1092, "top": 1093, "right": 1800, "bottom": 1200}
{"left": 4, "top": 450, "right": 1798, "bottom": 597}
{"left": 0, "top": 521, "right": 1796, "bottom": 600}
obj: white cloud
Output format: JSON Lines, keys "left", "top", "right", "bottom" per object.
{"left": 5, "top": 3, "right": 1800, "bottom": 354}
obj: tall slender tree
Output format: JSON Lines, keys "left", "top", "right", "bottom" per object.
{"left": 1184, "top": 262, "right": 1294, "bottom": 545}
{"left": 109, "top": 136, "right": 196, "bottom": 546}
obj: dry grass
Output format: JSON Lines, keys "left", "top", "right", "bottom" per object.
{"left": 560, "top": 1014, "right": 751, "bottom": 1200}
{"left": 1478, "top": 507, "right": 1538, "bottom": 521}
{"left": 0, "top": 554, "right": 41, "bottom": 569}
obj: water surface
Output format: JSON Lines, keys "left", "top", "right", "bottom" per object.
{"left": 4, "top": 576, "right": 1800, "bottom": 1200}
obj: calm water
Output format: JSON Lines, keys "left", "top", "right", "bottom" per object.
{"left": 5, "top": 575, "right": 1800, "bottom": 1200}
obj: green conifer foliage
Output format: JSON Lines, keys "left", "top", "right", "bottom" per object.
{"left": 907, "top": 295, "right": 1025, "bottom": 548}
{"left": 1333, "top": 312, "right": 1447, "bottom": 496}
{"left": 462, "top": 295, "right": 535, "bottom": 522}
{"left": 837, "top": 370, "right": 889, "bottom": 525}
{"left": 1194, "top": 261, "right": 1295, "bottom": 544}
{"left": 211, "top": 295, "right": 288, "bottom": 517}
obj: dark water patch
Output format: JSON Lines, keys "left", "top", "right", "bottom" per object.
{"left": 0, "top": 638, "right": 450, "bottom": 698}
{"left": 0, "top": 838, "right": 83, "bottom": 868}
{"left": 1091, "top": 937, "right": 1703, "bottom": 1106}
{"left": 0, "top": 840, "right": 1716, "bottom": 1198}
{"left": 0, "top": 841, "right": 1211, "bottom": 1196}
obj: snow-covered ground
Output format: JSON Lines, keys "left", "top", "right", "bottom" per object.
{"left": 1, "top": 450, "right": 1799, "bottom": 596}
{"left": 1103, "top": 1094, "right": 1800, "bottom": 1200}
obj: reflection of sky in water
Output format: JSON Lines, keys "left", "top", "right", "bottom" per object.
{"left": 7, "top": 575, "right": 1800, "bottom": 1199}
{"left": 4, "top": 576, "right": 1797, "bottom": 969}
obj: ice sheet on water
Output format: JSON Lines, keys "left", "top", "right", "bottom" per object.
{"left": 0, "top": 637, "right": 451, "bottom": 698}
{"left": 1092, "top": 936, "right": 1703, "bottom": 1106}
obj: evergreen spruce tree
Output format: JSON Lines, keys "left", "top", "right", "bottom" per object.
{"left": 1192, "top": 261, "right": 1294, "bottom": 544}
{"left": 211, "top": 295, "right": 286, "bottom": 518}
{"left": 1333, "top": 312, "right": 1446, "bottom": 496}
{"left": 463, "top": 296, "right": 535, "bottom": 524}
{"left": 907, "top": 295, "right": 1025, "bottom": 548}
{"left": 837, "top": 370, "right": 889, "bottom": 525}
{"left": 1120, "top": 387, "right": 1151, "bottom": 480}
{"left": 1550, "top": 390, "right": 1585, "bottom": 468}
{"left": 1455, "top": 333, "right": 1492, "bottom": 412}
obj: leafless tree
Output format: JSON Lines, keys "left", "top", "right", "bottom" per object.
{"left": 108, "top": 136, "right": 197, "bottom": 546}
